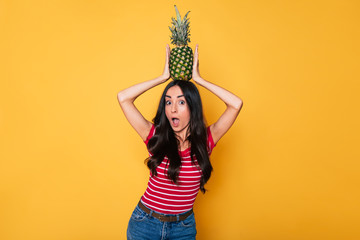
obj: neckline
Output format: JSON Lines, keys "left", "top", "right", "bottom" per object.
{"left": 179, "top": 147, "right": 190, "bottom": 153}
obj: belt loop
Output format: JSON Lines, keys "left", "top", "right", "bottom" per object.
{"left": 176, "top": 214, "right": 180, "bottom": 222}
{"left": 149, "top": 209, "right": 153, "bottom": 217}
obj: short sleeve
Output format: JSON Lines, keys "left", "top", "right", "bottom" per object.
{"left": 144, "top": 124, "right": 156, "bottom": 146}
{"left": 207, "top": 127, "right": 216, "bottom": 155}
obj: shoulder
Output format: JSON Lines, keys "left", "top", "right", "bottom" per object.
{"left": 206, "top": 126, "right": 216, "bottom": 155}
{"left": 144, "top": 124, "right": 156, "bottom": 145}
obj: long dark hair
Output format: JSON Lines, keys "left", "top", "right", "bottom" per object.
{"left": 145, "top": 80, "right": 213, "bottom": 193}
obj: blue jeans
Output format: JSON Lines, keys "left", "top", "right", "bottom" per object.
{"left": 127, "top": 204, "right": 197, "bottom": 240}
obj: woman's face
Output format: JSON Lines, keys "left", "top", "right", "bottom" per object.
{"left": 165, "top": 85, "right": 191, "bottom": 134}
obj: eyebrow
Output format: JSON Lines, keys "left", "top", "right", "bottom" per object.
{"left": 165, "top": 95, "right": 184, "bottom": 98}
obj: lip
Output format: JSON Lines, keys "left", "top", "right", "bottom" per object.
{"left": 171, "top": 117, "right": 180, "bottom": 127}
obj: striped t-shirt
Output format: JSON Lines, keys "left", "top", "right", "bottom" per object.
{"left": 140, "top": 124, "right": 216, "bottom": 214}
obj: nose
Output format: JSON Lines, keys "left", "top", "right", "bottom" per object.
{"left": 171, "top": 103, "right": 177, "bottom": 113}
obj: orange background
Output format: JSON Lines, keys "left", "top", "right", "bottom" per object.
{"left": 1, "top": 0, "right": 359, "bottom": 239}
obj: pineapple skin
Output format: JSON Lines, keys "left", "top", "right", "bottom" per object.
{"left": 169, "top": 46, "right": 193, "bottom": 81}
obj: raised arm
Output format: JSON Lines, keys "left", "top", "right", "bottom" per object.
{"left": 192, "top": 44, "right": 243, "bottom": 145}
{"left": 117, "top": 45, "right": 171, "bottom": 141}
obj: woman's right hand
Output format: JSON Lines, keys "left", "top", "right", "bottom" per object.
{"left": 161, "top": 44, "right": 171, "bottom": 81}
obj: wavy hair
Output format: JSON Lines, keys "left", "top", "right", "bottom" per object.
{"left": 145, "top": 80, "right": 213, "bottom": 193}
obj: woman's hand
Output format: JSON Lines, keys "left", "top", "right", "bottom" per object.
{"left": 161, "top": 44, "right": 171, "bottom": 82}
{"left": 192, "top": 44, "right": 203, "bottom": 83}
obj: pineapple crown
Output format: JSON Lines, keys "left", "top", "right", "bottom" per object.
{"left": 169, "top": 5, "right": 191, "bottom": 46}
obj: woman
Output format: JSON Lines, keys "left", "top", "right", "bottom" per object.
{"left": 117, "top": 44, "right": 243, "bottom": 239}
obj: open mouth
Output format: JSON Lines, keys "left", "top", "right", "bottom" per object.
{"left": 172, "top": 118, "right": 180, "bottom": 127}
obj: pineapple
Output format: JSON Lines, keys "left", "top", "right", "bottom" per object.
{"left": 169, "top": 5, "right": 193, "bottom": 81}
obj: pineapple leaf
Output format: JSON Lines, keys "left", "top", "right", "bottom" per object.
{"left": 183, "top": 11, "right": 190, "bottom": 24}
{"left": 174, "top": 5, "right": 181, "bottom": 23}
{"left": 169, "top": 5, "right": 191, "bottom": 46}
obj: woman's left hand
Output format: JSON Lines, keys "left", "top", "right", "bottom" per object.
{"left": 192, "top": 44, "right": 203, "bottom": 83}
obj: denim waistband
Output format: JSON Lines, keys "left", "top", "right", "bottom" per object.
{"left": 138, "top": 200, "right": 193, "bottom": 222}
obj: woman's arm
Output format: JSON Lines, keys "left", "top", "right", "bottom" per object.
{"left": 117, "top": 45, "right": 171, "bottom": 141}
{"left": 192, "top": 44, "right": 243, "bottom": 145}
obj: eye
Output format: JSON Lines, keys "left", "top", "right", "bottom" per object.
{"left": 165, "top": 100, "right": 171, "bottom": 105}
{"left": 179, "top": 100, "right": 186, "bottom": 105}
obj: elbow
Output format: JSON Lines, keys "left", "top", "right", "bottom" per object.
{"left": 227, "top": 98, "right": 243, "bottom": 113}
{"left": 234, "top": 98, "right": 243, "bottom": 111}
{"left": 117, "top": 91, "right": 135, "bottom": 107}
{"left": 117, "top": 91, "right": 127, "bottom": 105}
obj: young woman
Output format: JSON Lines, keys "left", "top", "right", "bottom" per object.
{"left": 117, "top": 44, "right": 243, "bottom": 240}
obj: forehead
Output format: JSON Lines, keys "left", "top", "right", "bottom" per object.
{"left": 165, "top": 85, "right": 184, "bottom": 97}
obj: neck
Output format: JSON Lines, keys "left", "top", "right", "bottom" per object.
{"left": 176, "top": 134, "right": 190, "bottom": 151}
{"left": 174, "top": 122, "right": 190, "bottom": 144}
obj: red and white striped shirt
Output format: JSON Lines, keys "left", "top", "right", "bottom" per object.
{"left": 140, "top": 125, "right": 216, "bottom": 214}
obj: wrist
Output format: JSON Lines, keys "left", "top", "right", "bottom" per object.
{"left": 158, "top": 75, "right": 169, "bottom": 83}
{"left": 193, "top": 76, "right": 206, "bottom": 85}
